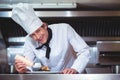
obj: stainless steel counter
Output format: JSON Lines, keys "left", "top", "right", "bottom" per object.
{"left": 0, "top": 74, "right": 120, "bottom": 80}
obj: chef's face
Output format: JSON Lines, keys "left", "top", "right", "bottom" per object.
{"left": 30, "top": 23, "right": 48, "bottom": 44}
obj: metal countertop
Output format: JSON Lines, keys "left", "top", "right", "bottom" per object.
{"left": 0, "top": 74, "right": 120, "bottom": 80}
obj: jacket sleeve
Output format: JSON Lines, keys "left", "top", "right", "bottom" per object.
{"left": 23, "top": 37, "right": 42, "bottom": 71}
{"left": 23, "top": 36, "right": 36, "bottom": 62}
{"left": 67, "top": 24, "right": 90, "bottom": 73}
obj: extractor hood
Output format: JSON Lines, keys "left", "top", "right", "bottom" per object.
{"left": 1, "top": 0, "right": 120, "bottom": 10}
{"left": 0, "top": 2, "right": 77, "bottom": 9}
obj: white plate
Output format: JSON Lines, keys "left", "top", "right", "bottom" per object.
{"left": 26, "top": 71, "right": 61, "bottom": 74}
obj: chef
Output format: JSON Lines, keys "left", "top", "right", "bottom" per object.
{"left": 11, "top": 3, "right": 90, "bottom": 74}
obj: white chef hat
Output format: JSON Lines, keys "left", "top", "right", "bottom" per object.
{"left": 11, "top": 3, "right": 43, "bottom": 35}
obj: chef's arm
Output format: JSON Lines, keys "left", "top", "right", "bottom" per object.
{"left": 67, "top": 24, "right": 90, "bottom": 73}
{"left": 23, "top": 38, "right": 42, "bottom": 71}
{"left": 71, "top": 47, "right": 90, "bottom": 73}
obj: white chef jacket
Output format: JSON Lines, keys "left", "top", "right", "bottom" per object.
{"left": 23, "top": 23, "right": 90, "bottom": 73}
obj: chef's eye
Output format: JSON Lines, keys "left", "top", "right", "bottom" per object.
{"left": 30, "top": 34, "right": 35, "bottom": 38}
{"left": 36, "top": 29, "right": 40, "bottom": 33}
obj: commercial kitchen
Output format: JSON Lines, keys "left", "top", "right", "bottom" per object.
{"left": 0, "top": 0, "right": 120, "bottom": 80}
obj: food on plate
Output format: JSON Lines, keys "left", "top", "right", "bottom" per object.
{"left": 15, "top": 55, "right": 33, "bottom": 66}
{"left": 41, "top": 66, "right": 50, "bottom": 71}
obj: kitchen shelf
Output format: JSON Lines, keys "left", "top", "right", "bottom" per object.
{"left": 1, "top": 11, "right": 120, "bottom": 17}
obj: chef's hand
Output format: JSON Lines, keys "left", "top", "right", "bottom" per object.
{"left": 61, "top": 68, "right": 78, "bottom": 74}
{"left": 15, "top": 59, "right": 27, "bottom": 73}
